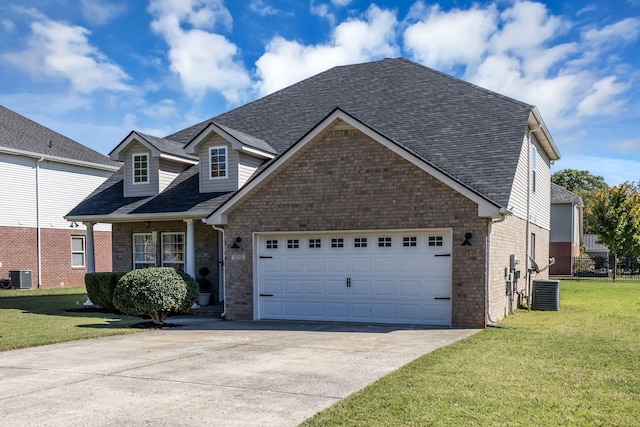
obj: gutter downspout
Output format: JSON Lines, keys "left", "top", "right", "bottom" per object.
{"left": 486, "top": 208, "right": 511, "bottom": 326}
{"left": 211, "top": 223, "right": 226, "bottom": 318}
{"left": 36, "top": 156, "right": 44, "bottom": 288}
{"left": 526, "top": 124, "right": 541, "bottom": 311}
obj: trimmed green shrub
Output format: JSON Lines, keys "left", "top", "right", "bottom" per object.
{"left": 112, "top": 267, "right": 199, "bottom": 325}
{"left": 84, "top": 272, "right": 127, "bottom": 309}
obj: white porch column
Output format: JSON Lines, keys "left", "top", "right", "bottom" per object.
{"left": 184, "top": 219, "right": 196, "bottom": 277}
{"left": 85, "top": 222, "right": 96, "bottom": 273}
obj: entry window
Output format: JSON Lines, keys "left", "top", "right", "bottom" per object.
{"left": 133, "top": 233, "right": 156, "bottom": 269}
{"left": 209, "top": 146, "right": 228, "bottom": 179}
{"left": 161, "top": 233, "right": 185, "bottom": 271}
{"left": 287, "top": 239, "right": 299, "bottom": 249}
{"left": 378, "top": 237, "right": 392, "bottom": 247}
{"left": 71, "top": 236, "right": 85, "bottom": 268}
{"left": 354, "top": 237, "right": 368, "bottom": 248}
{"left": 429, "top": 236, "right": 444, "bottom": 247}
{"left": 309, "top": 238, "right": 321, "bottom": 248}
{"left": 266, "top": 239, "right": 278, "bottom": 249}
{"left": 403, "top": 236, "right": 417, "bottom": 247}
{"left": 331, "top": 238, "right": 344, "bottom": 248}
{"left": 132, "top": 153, "right": 149, "bottom": 184}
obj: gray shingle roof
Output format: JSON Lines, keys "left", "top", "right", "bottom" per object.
{"left": 167, "top": 58, "right": 534, "bottom": 207}
{"left": 70, "top": 57, "right": 545, "bottom": 219}
{"left": 67, "top": 166, "right": 233, "bottom": 218}
{"left": 117, "top": 131, "right": 198, "bottom": 162}
{"left": 551, "top": 182, "right": 583, "bottom": 205}
{"left": 0, "top": 105, "right": 120, "bottom": 168}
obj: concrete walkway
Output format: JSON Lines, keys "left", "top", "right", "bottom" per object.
{"left": 0, "top": 318, "right": 478, "bottom": 426}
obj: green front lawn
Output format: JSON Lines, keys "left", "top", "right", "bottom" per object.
{"left": 0, "top": 286, "right": 142, "bottom": 351}
{"left": 302, "top": 281, "right": 640, "bottom": 426}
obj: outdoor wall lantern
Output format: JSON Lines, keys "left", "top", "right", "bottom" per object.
{"left": 462, "top": 232, "right": 472, "bottom": 246}
{"left": 145, "top": 221, "right": 151, "bottom": 228}
{"left": 231, "top": 236, "right": 242, "bottom": 249}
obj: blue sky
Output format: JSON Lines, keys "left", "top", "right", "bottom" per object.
{"left": 1, "top": 0, "right": 638, "bottom": 185}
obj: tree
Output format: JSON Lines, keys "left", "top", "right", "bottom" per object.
{"left": 590, "top": 182, "right": 640, "bottom": 280}
{"left": 552, "top": 169, "right": 608, "bottom": 233}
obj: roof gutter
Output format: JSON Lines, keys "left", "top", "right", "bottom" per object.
{"left": 65, "top": 211, "right": 212, "bottom": 223}
{"left": 36, "top": 156, "right": 44, "bottom": 288}
{"left": 0, "top": 146, "right": 120, "bottom": 172}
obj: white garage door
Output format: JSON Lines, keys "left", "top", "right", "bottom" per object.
{"left": 256, "top": 230, "right": 452, "bottom": 326}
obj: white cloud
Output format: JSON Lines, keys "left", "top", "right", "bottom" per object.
{"left": 332, "top": 0, "right": 352, "bottom": 6}
{"left": 583, "top": 18, "right": 640, "bottom": 47}
{"left": 403, "top": 3, "right": 497, "bottom": 70}
{"left": 80, "top": 0, "right": 126, "bottom": 26}
{"left": 490, "top": 1, "right": 569, "bottom": 55}
{"left": 403, "top": 1, "right": 638, "bottom": 131}
{"left": 1, "top": 19, "right": 16, "bottom": 33}
{"left": 255, "top": 4, "right": 398, "bottom": 96}
{"left": 577, "top": 76, "right": 630, "bottom": 116}
{"left": 148, "top": 0, "right": 251, "bottom": 104}
{"left": 610, "top": 139, "right": 640, "bottom": 153}
{"left": 143, "top": 99, "right": 180, "bottom": 119}
{"left": 250, "top": 0, "right": 279, "bottom": 16}
{"left": 1, "top": 17, "right": 130, "bottom": 93}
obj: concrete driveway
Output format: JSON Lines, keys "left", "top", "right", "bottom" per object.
{"left": 0, "top": 318, "right": 478, "bottom": 426}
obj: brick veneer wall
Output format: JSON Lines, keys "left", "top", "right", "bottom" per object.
{"left": 0, "top": 225, "right": 112, "bottom": 288}
{"left": 112, "top": 220, "right": 219, "bottom": 284}
{"left": 489, "top": 217, "right": 550, "bottom": 321}
{"left": 223, "top": 124, "right": 490, "bottom": 328}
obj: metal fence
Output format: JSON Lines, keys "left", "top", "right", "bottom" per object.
{"left": 549, "top": 255, "right": 640, "bottom": 281}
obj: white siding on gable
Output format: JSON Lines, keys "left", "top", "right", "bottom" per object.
{"left": 159, "top": 159, "right": 187, "bottom": 192}
{"left": 238, "top": 152, "right": 263, "bottom": 187}
{"left": 0, "top": 153, "right": 112, "bottom": 232}
{"left": 507, "top": 133, "right": 551, "bottom": 230}
{"left": 123, "top": 142, "right": 158, "bottom": 197}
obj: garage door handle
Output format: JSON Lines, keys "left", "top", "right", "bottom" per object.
{"left": 435, "top": 254, "right": 451, "bottom": 257}
{"left": 260, "top": 256, "right": 273, "bottom": 259}
{"left": 260, "top": 293, "right": 274, "bottom": 297}
{"left": 434, "top": 297, "right": 451, "bottom": 300}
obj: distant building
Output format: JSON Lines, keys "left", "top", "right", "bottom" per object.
{"left": 549, "top": 183, "right": 583, "bottom": 275}
{"left": 0, "top": 105, "right": 120, "bottom": 288}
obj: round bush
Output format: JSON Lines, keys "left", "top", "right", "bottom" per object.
{"left": 113, "top": 267, "right": 199, "bottom": 325}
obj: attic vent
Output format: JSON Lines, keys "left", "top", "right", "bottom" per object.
{"left": 532, "top": 280, "right": 560, "bottom": 311}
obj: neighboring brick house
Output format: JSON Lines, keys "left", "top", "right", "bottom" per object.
{"left": 549, "top": 183, "right": 583, "bottom": 275}
{"left": 68, "top": 58, "right": 561, "bottom": 328}
{"left": 0, "top": 105, "right": 120, "bottom": 288}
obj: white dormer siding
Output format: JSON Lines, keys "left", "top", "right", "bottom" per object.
{"left": 198, "top": 134, "right": 264, "bottom": 193}
{"left": 507, "top": 133, "right": 551, "bottom": 230}
{"left": 159, "top": 159, "right": 187, "bottom": 192}
{"left": 123, "top": 142, "right": 157, "bottom": 197}
{"left": 121, "top": 141, "right": 189, "bottom": 197}
{"left": 238, "top": 153, "right": 262, "bottom": 187}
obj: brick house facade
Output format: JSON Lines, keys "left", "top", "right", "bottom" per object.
{"left": 68, "top": 58, "right": 560, "bottom": 327}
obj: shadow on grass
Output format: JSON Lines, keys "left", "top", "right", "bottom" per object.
{"left": 0, "top": 293, "right": 144, "bottom": 329}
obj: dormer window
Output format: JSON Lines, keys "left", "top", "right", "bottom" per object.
{"left": 132, "top": 153, "right": 149, "bottom": 184}
{"left": 209, "top": 146, "right": 228, "bottom": 179}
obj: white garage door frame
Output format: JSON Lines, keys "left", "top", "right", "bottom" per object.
{"left": 252, "top": 228, "right": 453, "bottom": 326}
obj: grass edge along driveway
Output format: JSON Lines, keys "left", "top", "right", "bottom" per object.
{"left": 0, "top": 286, "right": 142, "bottom": 351}
{"left": 302, "top": 280, "right": 640, "bottom": 427}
